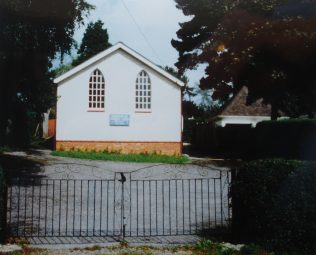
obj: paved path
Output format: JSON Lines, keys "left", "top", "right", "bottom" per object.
{"left": 2, "top": 150, "right": 229, "bottom": 180}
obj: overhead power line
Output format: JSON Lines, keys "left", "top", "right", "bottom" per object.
{"left": 120, "top": 0, "right": 165, "bottom": 65}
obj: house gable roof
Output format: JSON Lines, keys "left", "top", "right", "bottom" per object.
{"left": 54, "top": 42, "right": 185, "bottom": 87}
{"left": 219, "top": 86, "right": 271, "bottom": 117}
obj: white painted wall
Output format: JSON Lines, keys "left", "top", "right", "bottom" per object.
{"left": 56, "top": 49, "right": 182, "bottom": 142}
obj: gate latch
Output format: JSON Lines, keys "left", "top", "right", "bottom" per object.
{"left": 119, "top": 172, "right": 126, "bottom": 183}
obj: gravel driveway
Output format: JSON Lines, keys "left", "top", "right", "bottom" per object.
{"left": 2, "top": 150, "right": 230, "bottom": 244}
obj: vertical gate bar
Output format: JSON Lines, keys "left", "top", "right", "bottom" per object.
{"left": 201, "top": 179, "right": 204, "bottom": 230}
{"left": 208, "top": 179, "right": 210, "bottom": 229}
{"left": 9, "top": 180, "right": 12, "bottom": 230}
{"left": 155, "top": 180, "right": 158, "bottom": 236}
{"left": 121, "top": 176, "right": 125, "bottom": 238}
{"left": 100, "top": 180, "right": 103, "bottom": 236}
{"left": 129, "top": 177, "right": 132, "bottom": 237}
{"left": 45, "top": 179, "right": 48, "bottom": 236}
{"left": 66, "top": 180, "right": 69, "bottom": 235}
{"left": 149, "top": 180, "right": 151, "bottom": 236}
{"left": 59, "top": 180, "right": 61, "bottom": 236}
{"left": 80, "top": 180, "right": 83, "bottom": 236}
{"left": 136, "top": 181, "right": 138, "bottom": 236}
{"left": 162, "top": 180, "right": 164, "bottom": 235}
{"left": 38, "top": 179, "right": 41, "bottom": 236}
{"left": 24, "top": 182, "right": 27, "bottom": 236}
{"left": 188, "top": 179, "right": 191, "bottom": 234}
{"left": 87, "top": 180, "right": 90, "bottom": 236}
{"left": 52, "top": 180, "right": 55, "bottom": 236}
{"left": 142, "top": 180, "right": 145, "bottom": 236}
{"left": 168, "top": 180, "right": 171, "bottom": 235}
{"left": 31, "top": 181, "right": 34, "bottom": 235}
{"left": 214, "top": 179, "right": 217, "bottom": 226}
{"left": 106, "top": 181, "right": 109, "bottom": 235}
{"left": 182, "top": 180, "right": 184, "bottom": 235}
{"left": 220, "top": 172, "right": 223, "bottom": 226}
{"left": 194, "top": 179, "right": 197, "bottom": 233}
{"left": 17, "top": 179, "right": 20, "bottom": 236}
{"left": 113, "top": 179, "right": 116, "bottom": 236}
{"left": 93, "top": 180, "right": 96, "bottom": 236}
{"left": 73, "top": 180, "right": 76, "bottom": 236}
{"left": 175, "top": 180, "right": 178, "bottom": 235}
{"left": 227, "top": 171, "right": 230, "bottom": 222}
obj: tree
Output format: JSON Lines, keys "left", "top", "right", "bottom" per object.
{"left": 73, "top": 20, "right": 111, "bottom": 66}
{"left": 0, "top": 0, "right": 93, "bottom": 147}
{"left": 172, "top": 0, "right": 316, "bottom": 119}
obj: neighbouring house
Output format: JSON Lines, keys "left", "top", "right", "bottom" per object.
{"left": 54, "top": 42, "right": 184, "bottom": 156}
{"left": 212, "top": 86, "right": 271, "bottom": 127}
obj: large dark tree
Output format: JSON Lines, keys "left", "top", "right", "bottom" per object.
{"left": 172, "top": 0, "right": 316, "bottom": 119}
{"left": 73, "top": 20, "right": 111, "bottom": 66}
{"left": 0, "top": 0, "right": 93, "bottom": 147}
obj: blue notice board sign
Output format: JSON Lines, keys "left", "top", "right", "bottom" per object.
{"left": 109, "top": 114, "right": 130, "bottom": 126}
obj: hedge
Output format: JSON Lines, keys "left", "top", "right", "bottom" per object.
{"left": 231, "top": 159, "right": 316, "bottom": 254}
{"left": 0, "top": 165, "right": 6, "bottom": 243}
{"left": 255, "top": 118, "right": 316, "bottom": 160}
{"left": 192, "top": 118, "right": 316, "bottom": 160}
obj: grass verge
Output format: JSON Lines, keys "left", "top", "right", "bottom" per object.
{"left": 51, "top": 150, "right": 190, "bottom": 164}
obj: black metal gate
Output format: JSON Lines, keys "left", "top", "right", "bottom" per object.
{"left": 7, "top": 171, "right": 230, "bottom": 238}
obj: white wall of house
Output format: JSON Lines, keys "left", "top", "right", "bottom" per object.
{"left": 56, "top": 49, "right": 182, "bottom": 142}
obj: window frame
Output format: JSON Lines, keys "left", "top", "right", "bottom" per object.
{"left": 88, "top": 69, "right": 105, "bottom": 112}
{"left": 135, "top": 70, "right": 152, "bottom": 113}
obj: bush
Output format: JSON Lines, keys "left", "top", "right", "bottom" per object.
{"left": 0, "top": 165, "right": 6, "bottom": 243}
{"left": 255, "top": 118, "right": 316, "bottom": 160}
{"left": 191, "top": 118, "right": 316, "bottom": 160}
{"left": 231, "top": 159, "right": 316, "bottom": 254}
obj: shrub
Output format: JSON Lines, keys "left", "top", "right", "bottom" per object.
{"left": 271, "top": 163, "right": 316, "bottom": 253}
{"left": 191, "top": 118, "right": 316, "bottom": 160}
{"left": 255, "top": 118, "right": 316, "bottom": 160}
{"left": 231, "top": 159, "right": 316, "bottom": 254}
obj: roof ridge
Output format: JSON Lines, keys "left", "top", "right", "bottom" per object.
{"left": 54, "top": 42, "right": 184, "bottom": 87}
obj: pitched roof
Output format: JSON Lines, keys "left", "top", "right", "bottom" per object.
{"left": 219, "top": 86, "right": 271, "bottom": 116}
{"left": 54, "top": 42, "right": 185, "bottom": 87}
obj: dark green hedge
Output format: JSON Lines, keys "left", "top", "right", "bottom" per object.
{"left": 192, "top": 118, "right": 316, "bottom": 160}
{"left": 255, "top": 118, "right": 316, "bottom": 160}
{"left": 0, "top": 165, "right": 6, "bottom": 243}
{"left": 231, "top": 159, "right": 316, "bottom": 254}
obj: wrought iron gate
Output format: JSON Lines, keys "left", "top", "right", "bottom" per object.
{"left": 7, "top": 171, "right": 230, "bottom": 238}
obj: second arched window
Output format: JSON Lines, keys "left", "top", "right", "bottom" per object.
{"left": 136, "top": 70, "right": 151, "bottom": 110}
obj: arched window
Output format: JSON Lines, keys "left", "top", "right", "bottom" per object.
{"left": 136, "top": 70, "right": 151, "bottom": 110}
{"left": 89, "top": 69, "right": 105, "bottom": 110}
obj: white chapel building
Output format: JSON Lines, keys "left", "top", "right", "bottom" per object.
{"left": 54, "top": 42, "right": 184, "bottom": 156}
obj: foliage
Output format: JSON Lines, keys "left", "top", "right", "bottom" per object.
{"left": 172, "top": 0, "right": 316, "bottom": 119}
{"left": 255, "top": 118, "right": 316, "bottom": 160}
{"left": 72, "top": 20, "right": 111, "bottom": 66}
{"left": 0, "top": 0, "right": 93, "bottom": 147}
{"left": 51, "top": 150, "right": 189, "bottom": 164}
{"left": 0, "top": 147, "right": 10, "bottom": 154}
{"left": 231, "top": 159, "right": 316, "bottom": 254}
{"left": 192, "top": 118, "right": 316, "bottom": 160}
{"left": 164, "top": 66, "right": 188, "bottom": 84}
{"left": 53, "top": 62, "right": 74, "bottom": 77}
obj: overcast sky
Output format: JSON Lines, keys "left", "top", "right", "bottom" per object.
{"left": 67, "top": 0, "right": 204, "bottom": 88}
